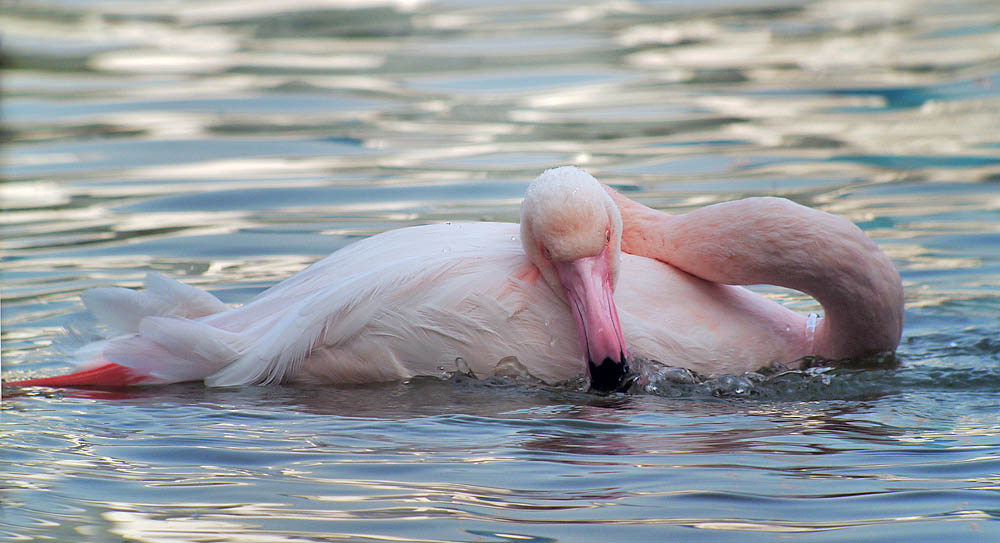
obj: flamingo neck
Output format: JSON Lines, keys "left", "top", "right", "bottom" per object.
{"left": 608, "top": 190, "right": 903, "bottom": 361}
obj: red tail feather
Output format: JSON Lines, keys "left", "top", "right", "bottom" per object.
{"left": 4, "top": 363, "right": 149, "bottom": 388}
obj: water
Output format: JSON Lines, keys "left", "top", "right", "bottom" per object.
{"left": 2, "top": 0, "right": 999, "bottom": 540}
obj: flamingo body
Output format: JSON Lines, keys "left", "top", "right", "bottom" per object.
{"left": 5, "top": 167, "right": 900, "bottom": 390}
{"left": 6, "top": 223, "right": 808, "bottom": 389}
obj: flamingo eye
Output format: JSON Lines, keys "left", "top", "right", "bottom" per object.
{"left": 605, "top": 229, "right": 611, "bottom": 243}
{"left": 543, "top": 246, "right": 552, "bottom": 260}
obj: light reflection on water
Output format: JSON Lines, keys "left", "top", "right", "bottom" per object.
{"left": 3, "top": 382, "right": 999, "bottom": 541}
{"left": 2, "top": 0, "right": 999, "bottom": 541}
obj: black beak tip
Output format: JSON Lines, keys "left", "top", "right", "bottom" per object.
{"left": 588, "top": 353, "right": 633, "bottom": 393}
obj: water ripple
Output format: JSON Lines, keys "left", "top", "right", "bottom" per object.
{"left": 4, "top": 0, "right": 1000, "bottom": 541}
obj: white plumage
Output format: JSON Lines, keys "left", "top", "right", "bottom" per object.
{"left": 9, "top": 166, "right": 902, "bottom": 389}
{"left": 79, "top": 221, "right": 809, "bottom": 386}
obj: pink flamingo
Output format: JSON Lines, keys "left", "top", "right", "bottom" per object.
{"left": 4, "top": 167, "right": 902, "bottom": 392}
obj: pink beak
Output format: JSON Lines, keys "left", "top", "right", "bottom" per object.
{"left": 553, "top": 246, "right": 631, "bottom": 392}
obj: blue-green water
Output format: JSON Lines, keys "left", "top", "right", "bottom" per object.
{"left": 2, "top": 0, "right": 999, "bottom": 541}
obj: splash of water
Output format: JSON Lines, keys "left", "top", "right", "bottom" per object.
{"left": 621, "top": 354, "right": 910, "bottom": 400}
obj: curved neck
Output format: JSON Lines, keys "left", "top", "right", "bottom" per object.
{"left": 607, "top": 190, "right": 903, "bottom": 360}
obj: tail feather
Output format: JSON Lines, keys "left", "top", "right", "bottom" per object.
{"left": 82, "top": 272, "right": 229, "bottom": 335}
{"left": 6, "top": 274, "right": 237, "bottom": 388}
{"left": 103, "top": 316, "right": 244, "bottom": 383}
{"left": 4, "top": 362, "right": 157, "bottom": 388}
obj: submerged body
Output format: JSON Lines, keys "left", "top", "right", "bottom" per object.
{"left": 5, "top": 167, "right": 902, "bottom": 390}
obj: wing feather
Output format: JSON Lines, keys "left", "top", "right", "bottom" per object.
{"left": 82, "top": 272, "right": 229, "bottom": 335}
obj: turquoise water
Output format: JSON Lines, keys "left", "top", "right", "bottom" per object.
{"left": 2, "top": 0, "right": 999, "bottom": 541}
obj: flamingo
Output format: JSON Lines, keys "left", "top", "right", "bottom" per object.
{"left": 4, "top": 166, "right": 903, "bottom": 392}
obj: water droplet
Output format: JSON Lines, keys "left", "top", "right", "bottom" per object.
{"left": 455, "top": 357, "right": 476, "bottom": 378}
{"left": 710, "top": 374, "right": 754, "bottom": 397}
{"left": 510, "top": 235, "right": 517, "bottom": 241}
{"left": 494, "top": 356, "right": 529, "bottom": 378}
{"left": 661, "top": 366, "right": 699, "bottom": 384}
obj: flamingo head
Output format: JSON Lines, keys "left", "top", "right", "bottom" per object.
{"left": 520, "top": 166, "right": 632, "bottom": 392}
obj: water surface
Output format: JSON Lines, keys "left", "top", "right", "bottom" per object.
{"left": 2, "top": 0, "right": 999, "bottom": 541}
